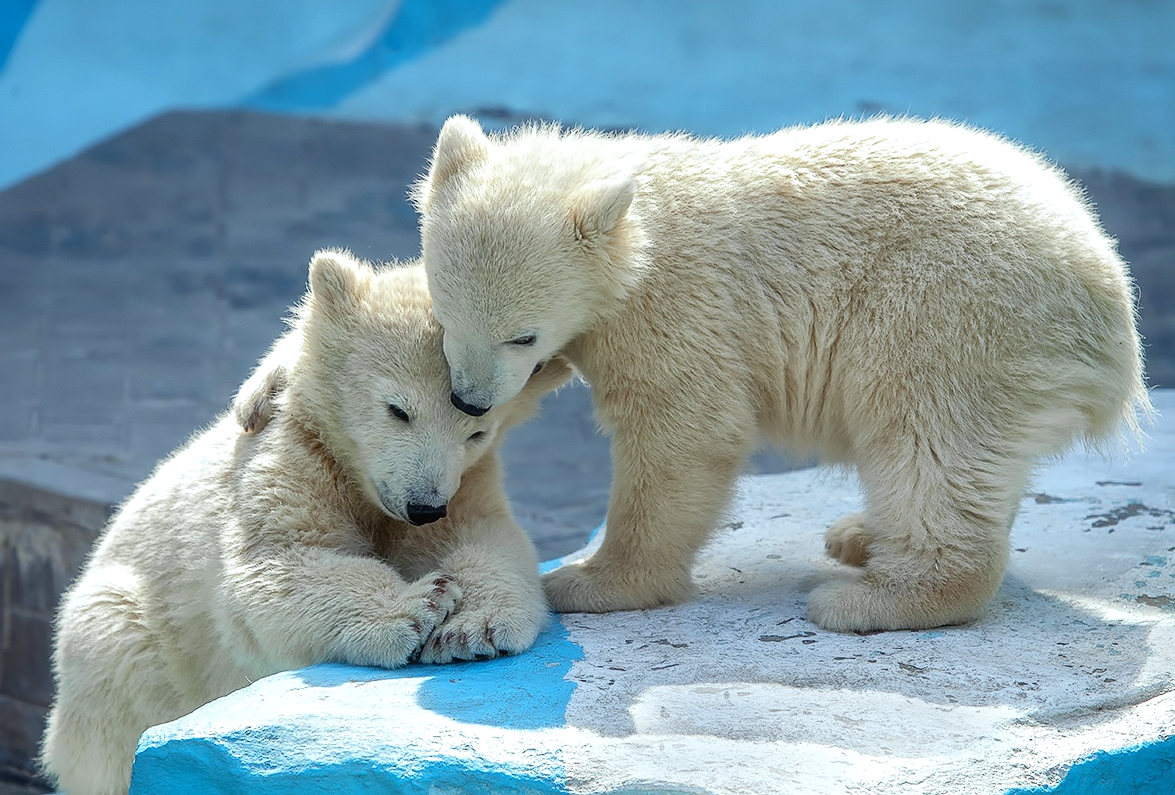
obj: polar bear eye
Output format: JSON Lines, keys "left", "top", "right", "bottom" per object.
{"left": 388, "top": 404, "right": 410, "bottom": 422}
{"left": 508, "top": 334, "right": 537, "bottom": 346}
{"left": 467, "top": 431, "right": 486, "bottom": 442}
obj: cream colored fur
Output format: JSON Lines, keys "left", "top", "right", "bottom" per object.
{"left": 413, "top": 115, "right": 1151, "bottom": 634}
{"left": 41, "top": 251, "right": 570, "bottom": 795}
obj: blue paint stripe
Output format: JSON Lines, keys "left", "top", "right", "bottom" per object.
{"left": 1002, "top": 736, "right": 1175, "bottom": 795}
{"left": 246, "top": 0, "right": 509, "bottom": 113}
{"left": 0, "top": 0, "right": 36, "bottom": 73}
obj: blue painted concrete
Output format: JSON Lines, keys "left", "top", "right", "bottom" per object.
{"left": 411, "top": 618, "right": 580, "bottom": 731}
{"left": 247, "top": 0, "right": 509, "bottom": 113}
{"left": 2, "top": 0, "right": 1173, "bottom": 189}
{"left": 0, "top": 0, "right": 391, "bottom": 188}
{"left": 332, "top": 0, "right": 1175, "bottom": 180}
{"left": 133, "top": 734, "right": 566, "bottom": 795}
{"left": 1002, "top": 736, "right": 1175, "bottom": 795}
{"left": 0, "top": 0, "right": 35, "bottom": 71}
{"left": 129, "top": 621, "right": 584, "bottom": 793}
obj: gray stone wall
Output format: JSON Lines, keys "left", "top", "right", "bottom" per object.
{"left": 0, "top": 480, "right": 109, "bottom": 793}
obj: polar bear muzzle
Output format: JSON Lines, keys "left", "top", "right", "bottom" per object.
{"left": 450, "top": 392, "right": 490, "bottom": 416}
{"left": 405, "top": 502, "right": 448, "bottom": 525}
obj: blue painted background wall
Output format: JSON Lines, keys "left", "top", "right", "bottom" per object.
{"left": 1, "top": 0, "right": 1173, "bottom": 190}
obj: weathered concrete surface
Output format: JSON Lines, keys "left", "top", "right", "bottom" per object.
{"left": 130, "top": 391, "right": 1174, "bottom": 794}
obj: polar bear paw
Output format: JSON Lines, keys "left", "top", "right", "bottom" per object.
{"left": 824, "top": 513, "right": 874, "bottom": 567}
{"left": 807, "top": 572, "right": 985, "bottom": 633}
{"left": 372, "top": 574, "right": 462, "bottom": 667}
{"left": 416, "top": 592, "right": 546, "bottom": 664}
{"left": 542, "top": 561, "right": 692, "bottom": 613}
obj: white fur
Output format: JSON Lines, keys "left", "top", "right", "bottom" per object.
{"left": 414, "top": 115, "right": 1151, "bottom": 634}
{"left": 41, "top": 251, "right": 570, "bottom": 795}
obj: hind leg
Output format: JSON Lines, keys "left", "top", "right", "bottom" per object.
{"left": 42, "top": 569, "right": 185, "bottom": 795}
{"left": 809, "top": 435, "right": 1028, "bottom": 632}
{"left": 43, "top": 697, "right": 154, "bottom": 795}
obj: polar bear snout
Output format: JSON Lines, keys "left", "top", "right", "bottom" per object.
{"left": 405, "top": 502, "right": 448, "bottom": 525}
{"left": 377, "top": 482, "right": 452, "bottom": 525}
{"left": 451, "top": 391, "right": 491, "bottom": 416}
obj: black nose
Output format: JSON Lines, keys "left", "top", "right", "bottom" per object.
{"left": 450, "top": 392, "right": 490, "bottom": 416}
{"left": 405, "top": 503, "right": 447, "bottom": 525}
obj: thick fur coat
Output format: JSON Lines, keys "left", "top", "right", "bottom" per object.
{"left": 413, "top": 115, "right": 1150, "bottom": 634}
{"left": 41, "top": 251, "right": 569, "bottom": 795}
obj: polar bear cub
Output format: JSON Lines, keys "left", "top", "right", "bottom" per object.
{"left": 41, "top": 251, "right": 570, "bottom": 795}
{"left": 413, "top": 115, "right": 1150, "bottom": 633}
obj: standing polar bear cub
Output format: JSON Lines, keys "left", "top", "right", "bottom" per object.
{"left": 414, "top": 115, "right": 1150, "bottom": 633}
{"left": 42, "top": 251, "right": 570, "bottom": 795}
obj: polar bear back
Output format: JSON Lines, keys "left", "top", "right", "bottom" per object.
{"left": 566, "top": 119, "right": 1145, "bottom": 459}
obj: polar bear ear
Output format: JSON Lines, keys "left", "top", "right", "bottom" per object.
{"left": 570, "top": 177, "right": 638, "bottom": 243}
{"left": 308, "top": 249, "right": 369, "bottom": 320}
{"left": 412, "top": 115, "right": 490, "bottom": 210}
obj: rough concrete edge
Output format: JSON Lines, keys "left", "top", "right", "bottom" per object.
{"left": 1000, "top": 734, "right": 1175, "bottom": 795}
{"left": 130, "top": 734, "right": 569, "bottom": 795}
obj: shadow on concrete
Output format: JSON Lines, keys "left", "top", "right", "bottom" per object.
{"left": 289, "top": 618, "right": 582, "bottom": 731}
{"left": 559, "top": 565, "right": 1171, "bottom": 741}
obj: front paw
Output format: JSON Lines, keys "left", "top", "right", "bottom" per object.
{"left": 542, "top": 562, "right": 691, "bottom": 613}
{"left": 417, "top": 590, "right": 547, "bottom": 664}
{"left": 367, "top": 574, "right": 462, "bottom": 667}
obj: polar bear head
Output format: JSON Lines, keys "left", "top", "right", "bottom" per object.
{"left": 412, "top": 115, "right": 644, "bottom": 415}
{"left": 288, "top": 250, "right": 569, "bottom": 525}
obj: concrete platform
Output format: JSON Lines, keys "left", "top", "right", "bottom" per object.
{"left": 128, "top": 392, "right": 1174, "bottom": 795}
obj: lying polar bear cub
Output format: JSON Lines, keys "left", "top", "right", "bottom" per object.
{"left": 42, "top": 251, "right": 569, "bottom": 795}
{"left": 414, "top": 115, "right": 1150, "bottom": 634}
